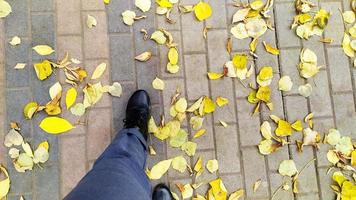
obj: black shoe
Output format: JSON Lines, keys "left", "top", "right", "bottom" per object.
{"left": 124, "top": 90, "right": 151, "bottom": 140}
{"left": 152, "top": 184, "right": 173, "bottom": 200}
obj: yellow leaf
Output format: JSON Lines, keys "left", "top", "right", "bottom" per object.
{"left": 70, "top": 103, "right": 86, "bottom": 116}
{"left": 256, "top": 86, "right": 271, "bottom": 102}
{"left": 275, "top": 120, "right": 292, "bottom": 136}
{"left": 327, "top": 150, "right": 339, "bottom": 165}
{"left": 156, "top": 0, "right": 172, "bottom": 8}
{"left": 298, "top": 83, "right": 313, "bottom": 97}
{"left": 257, "top": 66, "right": 273, "bottom": 82}
{"left": 22, "top": 142, "right": 33, "bottom": 157}
{"left": 0, "top": 165, "right": 10, "bottom": 199}
{"left": 343, "top": 33, "right": 355, "bottom": 57}
{"left": 232, "top": 8, "right": 250, "bottom": 23}
{"left": 194, "top": 157, "right": 203, "bottom": 173}
{"left": 175, "top": 98, "right": 187, "bottom": 113}
{"left": 258, "top": 139, "right": 279, "bottom": 155}
{"left": 228, "top": 189, "right": 244, "bottom": 200}
{"left": 278, "top": 160, "right": 298, "bottom": 177}
{"left": 207, "top": 72, "right": 224, "bottom": 80}
{"left": 0, "top": 0, "right": 12, "bottom": 18}
{"left": 23, "top": 101, "right": 39, "bottom": 119}
{"left": 194, "top": 1, "right": 212, "bottom": 21}
{"left": 4, "top": 129, "right": 23, "bottom": 147}
{"left": 181, "top": 141, "right": 197, "bottom": 156}
{"left": 49, "top": 82, "right": 62, "bottom": 100}
{"left": 250, "top": 0, "right": 264, "bottom": 10}
{"left": 87, "top": 14, "right": 97, "bottom": 28}
{"left": 351, "top": 150, "right": 356, "bottom": 166}
{"left": 149, "top": 159, "right": 172, "bottom": 179}
{"left": 253, "top": 179, "right": 262, "bottom": 192}
{"left": 260, "top": 121, "right": 272, "bottom": 140}
{"left": 122, "top": 10, "right": 136, "bottom": 26}
{"left": 32, "top": 45, "right": 55, "bottom": 56}
{"left": 91, "top": 62, "right": 107, "bottom": 79}
{"left": 335, "top": 136, "right": 354, "bottom": 156}
{"left": 203, "top": 96, "right": 215, "bottom": 114}
{"left": 278, "top": 76, "right": 293, "bottom": 91}
{"left": 209, "top": 178, "right": 228, "bottom": 200}
{"left": 168, "top": 47, "right": 178, "bottom": 65}
{"left": 135, "top": 51, "right": 152, "bottom": 62}
{"left": 38, "top": 141, "right": 49, "bottom": 151}
{"left": 230, "top": 23, "right": 249, "bottom": 39}
{"left": 291, "top": 120, "right": 303, "bottom": 131}
{"left": 172, "top": 156, "right": 187, "bottom": 173}
{"left": 135, "top": 0, "right": 151, "bottom": 12}
{"left": 103, "top": 0, "right": 110, "bottom": 5}
{"left": 219, "top": 120, "right": 228, "bottom": 128}
{"left": 326, "top": 129, "right": 341, "bottom": 146}
{"left": 152, "top": 77, "right": 165, "bottom": 90}
{"left": 151, "top": 30, "right": 167, "bottom": 44}
{"left": 206, "top": 159, "right": 218, "bottom": 173}
{"left": 167, "top": 63, "right": 179, "bottom": 74}
{"left": 39, "top": 117, "right": 74, "bottom": 134}
{"left": 263, "top": 41, "right": 280, "bottom": 55}
{"left": 9, "top": 36, "right": 21, "bottom": 46}
{"left": 65, "top": 87, "right": 77, "bottom": 109}
{"left": 343, "top": 11, "right": 355, "bottom": 24}
{"left": 190, "top": 116, "right": 204, "bottom": 130}
{"left": 181, "top": 184, "right": 194, "bottom": 199}
{"left": 216, "top": 96, "right": 229, "bottom": 107}
{"left": 193, "top": 129, "right": 206, "bottom": 138}
{"left": 170, "top": 129, "right": 188, "bottom": 148}
{"left": 14, "top": 63, "right": 26, "bottom": 69}
{"left": 249, "top": 38, "right": 258, "bottom": 52}
{"left": 33, "top": 60, "right": 53, "bottom": 80}
{"left": 333, "top": 171, "right": 347, "bottom": 187}
{"left": 232, "top": 54, "right": 248, "bottom": 70}
{"left": 106, "top": 82, "right": 123, "bottom": 97}
{"left": 149, "top": 145, "right": 156, "bottom": 155}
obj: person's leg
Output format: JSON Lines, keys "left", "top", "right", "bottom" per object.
{"left": 64, "top": 90, "right": 152, "bottom": 200}
{"left": 64, "top": 127, "right": 151, "bottom": 200}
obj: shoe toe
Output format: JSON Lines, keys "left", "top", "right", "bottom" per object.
{"left": 152, "top": 184, "right": 173, "bottom": 200}
{"left": 127, "top": 90, "right": 150, "bottom": 109}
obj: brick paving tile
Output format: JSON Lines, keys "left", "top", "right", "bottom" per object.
{"left": 2, "top": 0, "right": 356, "bottom": 199}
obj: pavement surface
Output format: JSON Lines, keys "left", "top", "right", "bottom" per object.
{"left": 0, "top": 0, "right": 356, "bottom": 199}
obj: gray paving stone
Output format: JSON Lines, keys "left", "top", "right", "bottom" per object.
{"left": 136, "top": 56, "right": 160, "bottom": 104}
{"left": 279, "top": 48, "right": 305, "bottom": 95}
{"left": 321, "top": 2, "right": 344, "bottom": 46}
{"left": 211, "top": 79, "right": 236, "bottom": 123}
{"left": 219, "top": 174, "right": 243, "bottom": 194}
{"left": 269, "top": 172, "right": 294, "bottom": 200}
{"left": 275, "top": 2, "right": 301, "bottom": 48}
{"left": 296, "top": 193, "right": 320, "bottom": 200}
{"left": 309, "top": 70, "right": 333, "bottom": 117}
{"left": 236, "top": 98, "right": 262, "bottom": 146}
{"left": 332, "top": 93, "right": 356, "bottom": 138}
{"left": 290, "top": 146, "right": 319, "bottom": 194}
{"left": 242, "top": 147, "right": 269, "bottom": 199}
{"left": 112, "top": 82, "right": 136, "bottom": 133}
{"left": 207, "top": 29, "right": 229, "bottom": 72}
{"left": 206, "top": 0, "right": 227, "bottom": 29}
{"left": 110, "top": 34, "right": 135, "bottom": 81}
{"left": 33, "top": 164, "right": 60, "bottom": 200}
{"left": 181, "top": 12, "right": 205, "bottom": 53}
{"left": 215, "top": 125, "right": 240, "bottom": 173}
{"left": 5, "top": 39, "right": 31, "bottom": 88}
{"left": 8, "top": 194, "right": 32, "bottom": 200}
{"left": 185, "top": 54, "right": 209, "bottom": 101}
{"left": 318, "top": 168, "right": 337, "bottom": 200}
{"left": 31, "top": 13, "right": 56, "bottom": 61}
{"left": 6, "top": 89, "right": 32, "bottom": 138}
{"left": 326, "top": 47, "right": 353, "bottom": 92}
{"left": 31, "top": 0, "right": 54, "bottom": 12}
{"left": 5, "top": 0, "right": 30, "bottom": 37}
{"left": 106, "top": 0, "right": 131, "bottom": 33}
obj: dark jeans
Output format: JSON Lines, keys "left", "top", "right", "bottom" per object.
{"left": 64, "top": 128, "right": 151, "bottom": 200}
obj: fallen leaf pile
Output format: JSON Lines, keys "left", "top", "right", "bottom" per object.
{"left": 291, "top": 0, "right": 331, "bottom": 39}
{"left": 230, "top": 0, "right": 274, "bottom": 56}
{"left": 4, "top": 123, "right": 49, "bottom": 172}
{"left": 2, "top": 0, "right": 356, "bottom": 198}
{"left": 341, "top": 9, "right": 356, "bottom": 66}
